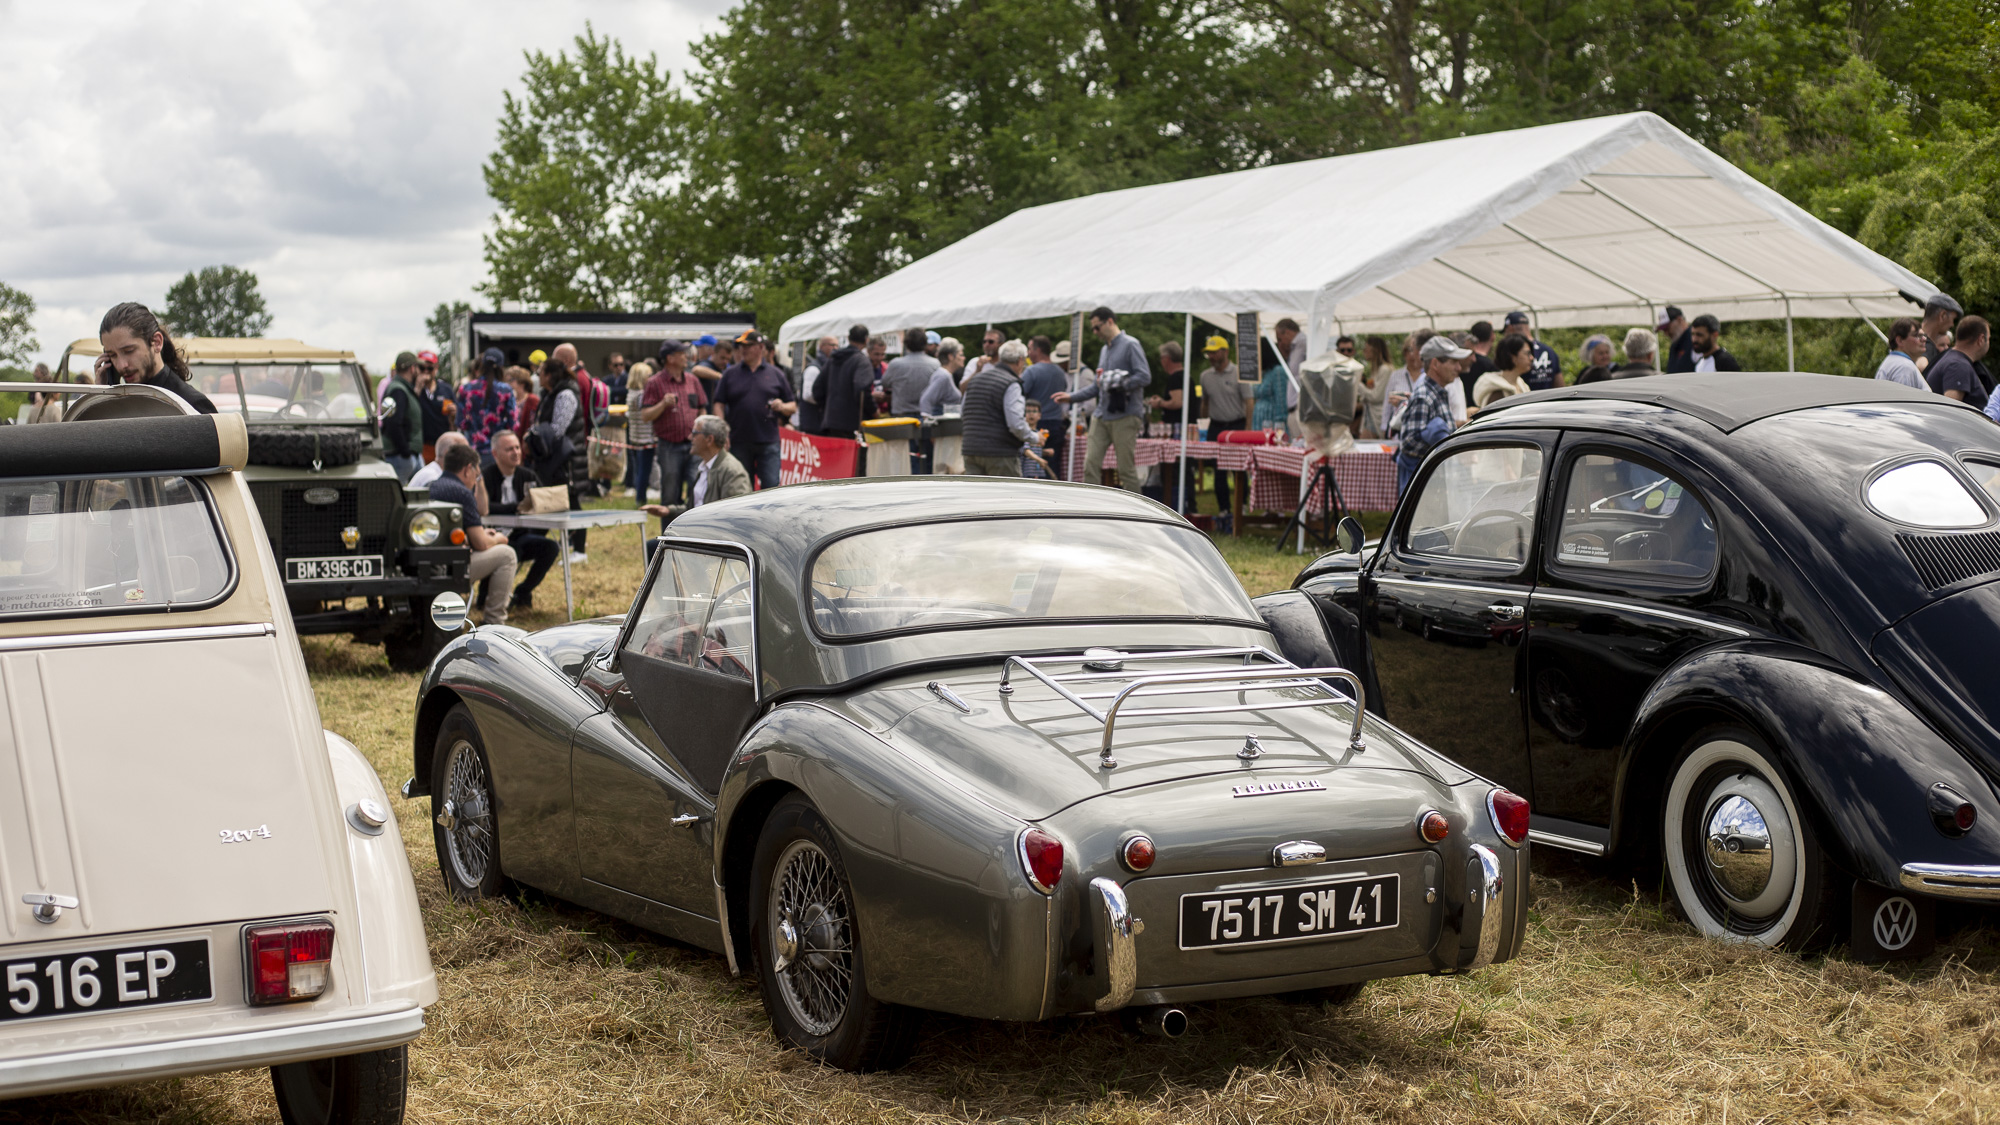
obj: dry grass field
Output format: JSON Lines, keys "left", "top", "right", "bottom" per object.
{"left": 10, "top": 501, "right": 2000, "bottom": 1124}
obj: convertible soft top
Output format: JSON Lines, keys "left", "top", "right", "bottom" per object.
{"left": 0, "top": 413, "right": 249, "bottom": 478}
{"left": 1475, "top": 371, "right": 1951, "bottom": 432}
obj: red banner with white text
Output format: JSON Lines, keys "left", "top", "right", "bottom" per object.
{"left": 779, "top": 429, "right": 861, "bottom": 484}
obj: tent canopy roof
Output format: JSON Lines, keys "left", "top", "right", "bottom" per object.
{"left": 780, "top": 112, "right": 1934, "bottom": 352}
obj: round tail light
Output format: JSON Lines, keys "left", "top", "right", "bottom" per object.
{"left": 1120, "top": 834, "right": 1156, "bottom": 872}
{"left": 1418, "top": 809, "right": 1450, "bottom": 843}
{"left": 1931, "top": 783, "right": 1978, "bottom": 837}
{"left": 1487, "top": 789, "right": 1530, "bottom": 846}
{"left": 1019, "top": 827, "right": 1064, "bottom": 893}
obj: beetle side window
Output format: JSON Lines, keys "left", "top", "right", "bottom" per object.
{"left": 1401, "top": 445, "right": 1544, "bottom": 566}
{"left": 1870, "top": 460, "right": 1988, "bottom": 528}
{"left": 623, "top": 549, "right": 752, "bottom": 681}
{"left": 1553, "top": 454, "right": 1717, "bottom": 579}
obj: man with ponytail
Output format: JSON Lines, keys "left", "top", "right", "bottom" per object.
{"left": 95, "top": 302, "right": 218, "bottom": 414}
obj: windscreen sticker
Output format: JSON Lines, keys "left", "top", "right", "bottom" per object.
{"left": 0, "top": 593, "right": 106, "bottom": 612}
{"left": 27, "top": 494, "right": 53, "bottom": 516}
{"left": 1558, "top": 541, "right": 1611, "bottom": 565}
{"left": 1008, "top": 572, "right": 1037, "bottom": 611}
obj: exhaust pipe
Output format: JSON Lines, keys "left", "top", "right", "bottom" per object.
{"left": 1131, "top": 1005, "right": 1189, "bottom": 1038}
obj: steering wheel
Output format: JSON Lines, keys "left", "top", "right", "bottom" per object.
{"left": 275, "top": 400, "right": 329, "bottom": 420}
{"left": 809, "top": 587, "right": 844, "bottom": 628}
{"left": 1452, "top": 509, "right": 1534, "bottom": 561}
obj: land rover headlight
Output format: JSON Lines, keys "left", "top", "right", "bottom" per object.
{"left": 408, "top": 510, "right": 441, "bottom": 546}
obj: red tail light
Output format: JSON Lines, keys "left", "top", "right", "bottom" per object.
{"left": 244, "top": 921, "right": 334, "bottom": 1005}
{"left": 1487, "top": 789, "right": 1530, "bottom": 846}
{"left": 1418, "top": 809, "right": 1451, "bottom": 843}
{"left": 1120, "top": 834, "right": 1156, "bottom": 872}
{"left": 1019, "top": 828, "right": 1064, "bottom": 893}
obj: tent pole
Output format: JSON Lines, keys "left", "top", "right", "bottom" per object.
{"left": 1180, "top": 313, "right": 1192, "bottom": 517}
{"left": 1849, "top": 300, "right": 1889, "bottom": 344}
{"left": 1785, "top": 297, "right": 1795, "bottom": 373}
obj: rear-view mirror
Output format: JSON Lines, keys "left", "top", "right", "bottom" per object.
{"left": 1334, "top": 516, "right": 1365, "bottom": 555}
{"left": 429, "top": 591, "right": 469, "bottom": 632}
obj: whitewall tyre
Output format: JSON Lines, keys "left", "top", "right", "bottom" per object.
{"left": 1662, "top": 728, "right": 1840, "bottom": 950}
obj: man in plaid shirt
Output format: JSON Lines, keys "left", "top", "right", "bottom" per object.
{"left": 1394, "top": 334, "right": 1469, "bottom": 496}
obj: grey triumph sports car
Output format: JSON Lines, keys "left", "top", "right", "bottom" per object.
{"left": 405, "top": 478, "right": 1528, "bottom": 1070}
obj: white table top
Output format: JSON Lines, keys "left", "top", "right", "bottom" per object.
{"left": 486, "top": 509, "right": 650, "bottom": 531}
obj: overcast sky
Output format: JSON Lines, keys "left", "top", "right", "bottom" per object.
{"left": 0, "top": 0, "right": 726, "bottom": 374}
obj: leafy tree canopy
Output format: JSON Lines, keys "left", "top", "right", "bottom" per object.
{"left": 163, "top": 265, "right": 272, "bottom": 338}
{"left": 0, "top": 282, "right": 36, "bottom": 367}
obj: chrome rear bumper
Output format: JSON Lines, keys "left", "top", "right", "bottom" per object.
{"left": 1465, "top": 843, "right": 1505, "bottom": 972}
{"left": 0, "top": 1004, "right": 425, "bottom": 1100}
{"left": 1900, "top": 862, "right": 2000, "bottom": 902}
{"left": 1091, "top": 877, "right": 1144, "bottom": 1012}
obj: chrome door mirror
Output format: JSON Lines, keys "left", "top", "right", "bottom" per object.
{"left": 378, "top": 394, "right": 397, "bottom": 419}
{"left": 1334, "top": 516, "right": 1366, "bottom": 555}
{"left": 429, "top": 591, "right": 470, "bottom": 632}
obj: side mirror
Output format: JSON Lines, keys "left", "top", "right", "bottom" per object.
{"left": 378, "top": 395, "right": 397, "bottom": 419}
{"left": 1334, "top": 516, "right": 1366, "bottom": 555}
{"left": 429, "top": 591, "right": 470, "bottom": 633}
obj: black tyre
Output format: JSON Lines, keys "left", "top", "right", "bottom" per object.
{"left": 384, "top": 597, "right": 454, "bottom": 673}
{"left": 248, "top": 426, "right": 363, "bottom": 469}
{"left": 1662, "top": 725, "right": 1842, "bottom": 950}
{"left": 750, "top": 795, "right": 918, "bottom": 1071}
{"left": 271, "top": 1044, "right": 407, "bottom": 1125}
{"left": 431, "top": 705, "right": 504, "bottom": 900}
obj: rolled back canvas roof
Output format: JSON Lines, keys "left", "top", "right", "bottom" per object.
{"left": 779, "top": 112, "right": 1935, "bottom": 356}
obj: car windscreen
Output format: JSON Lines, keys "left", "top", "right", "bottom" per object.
{"left": 807, "top": 517, "right": 1258, "bottom": 638}
{"left": 184, "top": 363, "right": 373, "bottom": 424}
{"left": 0, "top": 476, "right": 234, "bottom": 619}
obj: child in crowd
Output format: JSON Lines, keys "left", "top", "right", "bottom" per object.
{"left": 1021, "top": 400, "right": 1054, "bottom": 479}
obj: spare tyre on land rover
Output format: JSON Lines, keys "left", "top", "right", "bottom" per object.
{"left": 56, "top": 337, "right": 470, "bottom": 671}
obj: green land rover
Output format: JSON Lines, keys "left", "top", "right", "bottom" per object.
{"left": 57, "top": 336, "right": 471, "bottom": 670}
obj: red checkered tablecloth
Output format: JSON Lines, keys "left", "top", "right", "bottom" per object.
{"left": 1246, "top": 445, "right": 1401, "bottom": 513}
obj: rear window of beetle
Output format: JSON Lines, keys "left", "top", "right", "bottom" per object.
{"left": 0, "top": 477, "right": 233, "bottom": 619}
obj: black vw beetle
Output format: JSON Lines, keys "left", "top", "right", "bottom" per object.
{"left": 1283, "top": 373, "right": 2000, "bottom": 957}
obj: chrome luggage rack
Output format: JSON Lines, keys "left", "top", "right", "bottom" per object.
{"left": 997, "top": 646, "right": 1366, "bottom": 769}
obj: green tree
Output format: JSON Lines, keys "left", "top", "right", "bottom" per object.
{"left": 162, "top": 265, "right": 272, "bottom": 337}
{"left": 0, "top": 281, "right": 35, "bottom": 366}
{"left": 426, "top": 301, "right": 472, "bottom": 348}
{"left": 480, "top": 26, "right": 689, "bottom": 311}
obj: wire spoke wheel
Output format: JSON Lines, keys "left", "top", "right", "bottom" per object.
{"left": 768, "top": 838, "right": 855, "bottom": 1037}
{"left": 442, "top": 738, "right": 495, "bottom": 890}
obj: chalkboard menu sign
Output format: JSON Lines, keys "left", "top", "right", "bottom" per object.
{"left": 1236, "top": 312, "right": 1262, "bottom": 384}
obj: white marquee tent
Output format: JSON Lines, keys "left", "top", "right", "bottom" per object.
{"left": 779, "top": 111, "right": 1937, "bottom": 368}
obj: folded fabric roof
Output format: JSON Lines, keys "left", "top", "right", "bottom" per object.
{"left": 779, "top": 112, "right": 1935, "bottom": 360}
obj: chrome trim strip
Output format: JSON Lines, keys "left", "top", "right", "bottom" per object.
{"left": 1527, "top": 829, "right": 1607, "bottom": 856}
{"left": 1090, "top": 877, "right": 1144, "bottom": 1013}
{"left": 1899, "top": 862, "right": 2000, "bottom": 902}
{"left": 1527, "top": 591, "right": 1753, "bottom": 637}
{"left": 0, "top": 622, "right": 275, "bottom": 654}
{"left": 1374, "top": 575, "right": 1528, "bottom": 597}
{"left": 0, "top": 1005, "right": 425, "bottom": 1100}
{"left": 1466, "top": 843, "right": 1504, "bottom": 971}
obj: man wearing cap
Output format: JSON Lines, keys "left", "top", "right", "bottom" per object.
{"left": 1659, "top": 307, "right": 1695, "bottom": 373}
{"left": 1196, "top": 336, "right": 1247, "bottom": 529}
{"left": 711, "top": 331, "right": 796, "bottom": 489}
{"left": 415, "top": 356, "right": 456, "bottom": 463}
{"left": 1503, "top": 312, "right": 1562, "bottom": 390}
{"left": 382, "top": 352, "right": 424, "bottom": 482}
{"left": 1920, "top": 293, "right": 1963, "bottom": 375}
{"left": 924, "top": 330, "right": 941, "bottom": 358}
{"left": 1396, "top": 335, "right": 1469, "bottom": 496}
{"left": 1054, "top": 307, "right": 1151, "bottom": 493}
{"left": 640, "top": 341, "right": 707, "bottom": 507}
{"left": 457, "top": 348, "right": 518, "bottom": 467}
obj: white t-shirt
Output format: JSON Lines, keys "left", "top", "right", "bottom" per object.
{"left": 409, "top": 460, "right": 444, "bottom": 488}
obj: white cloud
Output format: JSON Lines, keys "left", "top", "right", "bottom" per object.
{"left": 0, "top": 0, "right": 727, "bottom": 372}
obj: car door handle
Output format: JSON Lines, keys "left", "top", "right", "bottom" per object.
{"left": 671, "top": 814, "right": 709, "bottom": 829}
{"left": 1486, "top": 603, "right": 1525, "bottom": 620}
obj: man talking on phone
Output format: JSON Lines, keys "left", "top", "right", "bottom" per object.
{"left": 95, "top": 302, "right": 218, "bottom": 414}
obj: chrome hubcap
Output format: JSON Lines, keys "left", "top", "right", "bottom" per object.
{"left": 442, "top": 739, "right": 494, "bottom": 889}
{"left": 1704, "top": 793, "right": 1774, "bottom": 901}
{"left": 768, "top": 839, "right": 853, "bottom": 1037}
